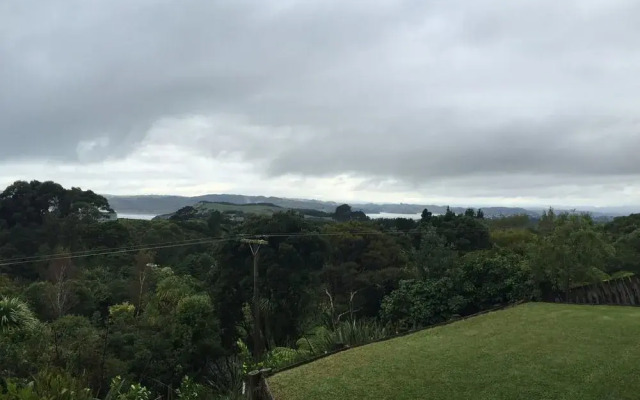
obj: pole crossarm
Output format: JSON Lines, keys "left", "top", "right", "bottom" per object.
{"left": 240, "top": 239, "right": 268, "bottom": 244}
{"left": 241, "top": 238, "right": 268, "bottom": 255}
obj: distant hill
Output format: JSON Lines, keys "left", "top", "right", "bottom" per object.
{"left": 182, "top": 201, "right": 283, "bottom": 216}
{"left": 155, "top": 201, "right": 280, "bottom": 219}
{"left": 104, "top": 193, "right": 625, "bottom": 219}
{"left": 106, "top": 194, "right": 339, "bottom": 215}
{"left": 153, "top": 200, "right": 334, "bottom": 220}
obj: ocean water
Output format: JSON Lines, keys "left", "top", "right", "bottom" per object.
{"left": 117, "top": 213, "right": 157, "bottom": 220}
{"left": 366, "top": 212, "right": 422, "bottom": 220}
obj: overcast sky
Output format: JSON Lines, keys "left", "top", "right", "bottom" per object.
{"left": 2, "top": 0, "right": 640, "bottom": 208}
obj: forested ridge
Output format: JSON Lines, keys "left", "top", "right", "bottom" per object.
{"left": 1, "top": 180, "right": 639, "bottom": 399}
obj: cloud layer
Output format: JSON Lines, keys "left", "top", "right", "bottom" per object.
{"left": 2, "top": 0, "right": 640, "bottom": 207}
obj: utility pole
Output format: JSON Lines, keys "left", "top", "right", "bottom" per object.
{"left": 242, "top": 238, "right": 268, "bottom": 361}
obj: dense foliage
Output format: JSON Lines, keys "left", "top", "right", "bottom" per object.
{"left": 0, "top": 180, "right": 636, "bottom": 399}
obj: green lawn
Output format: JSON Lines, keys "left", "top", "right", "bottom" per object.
{"left": 268, "top": 303, "right": 640, "bottom": 400}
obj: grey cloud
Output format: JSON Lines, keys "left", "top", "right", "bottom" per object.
{"left": 0, "top": 0, "right": 418, "bottom": 159}
{"left": 2, "top": 0, "right": 640, "bottom": 197}
{"left": 267, "top": 116, "right": 640, "bottom": 180}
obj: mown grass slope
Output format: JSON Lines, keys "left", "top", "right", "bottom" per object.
{"left": 268, "top": 303, "right": 640, "bottom": 400}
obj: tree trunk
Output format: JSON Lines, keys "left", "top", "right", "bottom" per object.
{"left": 253, "top": 251, "right": 263, "bottom": 361}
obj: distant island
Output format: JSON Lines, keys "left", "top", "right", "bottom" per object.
{"left": 104, "top": 193, "right": 630, "bottom": 220}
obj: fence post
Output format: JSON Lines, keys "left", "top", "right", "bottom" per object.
{"left": 247, "top": 370, "right": 261, "bottom": 400}
{"left": 260, "top": 368, "right": 272, "bottom": 377}
{"left": 260, "top": 368, "right": 273, "bottom": 399}
{"left": 632, "top": 277, "right": 640, "bottom": 303}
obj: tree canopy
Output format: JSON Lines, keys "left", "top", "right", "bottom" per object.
{"left": 0, "top": 183, "right": 635, "bottom": 399}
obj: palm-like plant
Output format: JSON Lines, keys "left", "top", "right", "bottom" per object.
{"left": 0, "top": 296, "right": 37, "bottom": 334}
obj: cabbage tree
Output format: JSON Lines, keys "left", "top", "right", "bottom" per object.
{"left": 0, "top": 296, "right": 37, "bottom": 334}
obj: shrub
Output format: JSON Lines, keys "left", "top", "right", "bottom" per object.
{"left": 380, "top": 278, "right": 464, "bottom": 329}
{"left": 1, "top": 370, "right": 94, "bottom": 400}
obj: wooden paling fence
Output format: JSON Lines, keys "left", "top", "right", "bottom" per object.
{"left": 557, "top": 275, "right": 640, "bottom": 306}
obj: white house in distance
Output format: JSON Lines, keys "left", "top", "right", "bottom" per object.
{"left": 99, "top": 209, "right": 118, "bottom": 222}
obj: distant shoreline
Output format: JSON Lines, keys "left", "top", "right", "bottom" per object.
{"left": 115, "top": 211, "right": 425, "bottom": 221}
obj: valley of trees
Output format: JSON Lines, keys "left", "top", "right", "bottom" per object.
{"left": 1, "top": 180, "right": 639, "bottom": 399}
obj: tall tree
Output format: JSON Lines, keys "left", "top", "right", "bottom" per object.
{"left": 131, "top": 251, "right": 156, "bottom": 316}
{"left": 322, "top": 221, "right": 409, "bottom": 317}
{"left": 43, "top": 248, "right": 77, "bottom": 318}
{"left": 430, "top": 212, "right": 492, "bottom": 252}
{"left": 530, "top": 214, "right": 614, "bottom": 297}
{"left": 334, "top": 204, "right": 353, "bottom": 222}
{"left": 420, "top": 208, "right": 433, "bottom": 223}
{"left": 538, "top": 208, "right": 556, "bottom": 235}
{"left": 413, "top": 226, "right": 456, "bottom": 279}
{"left": 0, "top": 180, "right": 111, "bottom": 228}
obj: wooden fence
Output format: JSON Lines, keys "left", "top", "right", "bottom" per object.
{"left": 245, "top": 368, "right": 275, "bottom": 400}
{"left": 556, "top": 275, "right": 640, "bottom": 306}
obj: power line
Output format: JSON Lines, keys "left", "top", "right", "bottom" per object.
{"left": 0, "top": 236, "right": 219, "bottom": 264}
{"left": 0, "top": 238, "right": 230, "bottom": 267}
{"left": 0, "top": 229, "right": 424, "bottom": 268}
{"left": 253, "top": 230, "right": 422, "bottom": 238}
